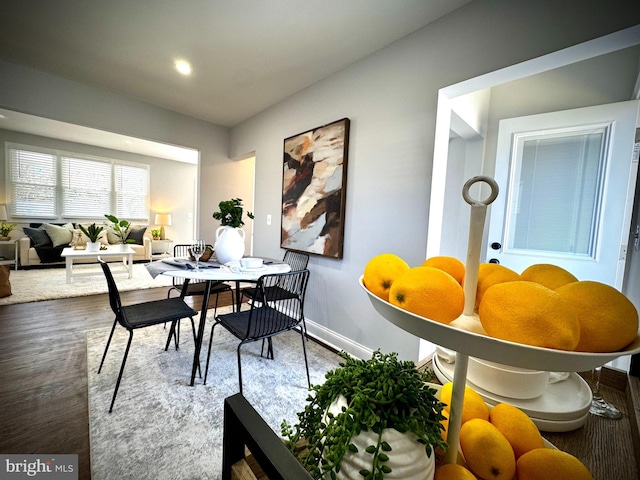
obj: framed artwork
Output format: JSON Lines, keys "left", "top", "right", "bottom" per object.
{"left": 281, "top": 118, "right": 350, "bottom": 259}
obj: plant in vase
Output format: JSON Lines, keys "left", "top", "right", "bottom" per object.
{"left": 212, "top": 198, "right": 254, "bottom": 264}
{"left": 78, "top": 223, "right": 104, "bottom": 252}
{"left": 281, "top": 350, "right": 447, "bottom": 480}
{"left": 0, "top": 222, "right": 15, "bottom": 240}
{"left": 104, "top": 214, "right": 135, "bottom": 247}
{"left": 151, "top": 228, "right": 162, "bottom": 240}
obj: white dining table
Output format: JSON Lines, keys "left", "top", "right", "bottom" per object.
{"left": 148, "top": 258, "right": 291, "bottom": 386}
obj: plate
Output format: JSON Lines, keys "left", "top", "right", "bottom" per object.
{"left": 360, "top": 276, "right": 640, "bottom": 372}
{"left": 433, "top": 353, "right": 592, "bottom": 422}
{"left": 239, "top": 265, "right": 268, "bottom": 273}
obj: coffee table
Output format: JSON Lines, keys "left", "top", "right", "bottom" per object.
{"left": 61, "top": 246, "right": 135, "bottom": 283}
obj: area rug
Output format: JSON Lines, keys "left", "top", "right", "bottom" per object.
{"left": 0, "top": 264, "right": 173, "bottom": 305}
{"left": 87, "top": 308, "right": 342, "bottom": 480}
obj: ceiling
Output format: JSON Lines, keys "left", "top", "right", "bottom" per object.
{"left": 0, "top": 0, "right": 471, "bottom": 128}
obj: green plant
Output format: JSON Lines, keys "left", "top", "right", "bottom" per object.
{"left": 78, "top": 223, "right": 104, "bottom": 243}
{"left": 151, "top": 228, "right": 162, "bottom": 239}
{"left": 0, "top": 222, "right": 14, "bottom": 237}
{"left": 281, "top": 350, "right": 447, "bottom": 480}
{"left": 212, "top": 198, "right": 254, "bottom": 228}
{"left": 104, "top": 214, "right": 135, "bottom": 243}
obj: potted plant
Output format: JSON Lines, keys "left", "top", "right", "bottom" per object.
{"left": 281, "top": 350, "right": 447, "bottom": 480}
{"left": 151, "top": 228, "right": 162, "bottom": 240}
{"left": 212, "top": 198, "right": 254, "bottom": 264}
{"left": 0, "top": 222, "right": 15, "bottom": 241}
{"left": 78, "top": 223, "right": 104, "bottom": 252}
{"left": 104, "top": 214, "right": 135, "bottom": 248}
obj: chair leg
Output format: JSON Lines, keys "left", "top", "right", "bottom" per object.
{"left": 299, "top": 329, "right": 311, "bottom": 389}
{"left": 237, "top": 343, "right": 244, "bottom": 396}
{"left": 204, "top": 322, "right": 219, "bottom": 385}
{"left": 98, "top": 317, "right": 118, "bottom": 374}
{"left": 164, "top": 320, "right": 179, "bottom": 351}
{"left": 109, "top": 330, "right": 134, "bottom": 413}
{"left": 189, "top": 317, "right": 202, "bottom": 378}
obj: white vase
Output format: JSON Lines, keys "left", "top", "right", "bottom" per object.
{"left": 214, "top": 226, "right": 245, "bottom": 264}
{"left": 324, "top": 396, "right": 436, "bottom": 480}
{"left": 86, "top": 241, "right": 100, "bottom": 252}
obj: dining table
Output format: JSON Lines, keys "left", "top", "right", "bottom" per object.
{"left": 146, "top": 257, "right": 291, "bottom": 386}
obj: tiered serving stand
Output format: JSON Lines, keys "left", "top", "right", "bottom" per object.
{"left": 360, "top": 175, "right": 640, "bottom": 465}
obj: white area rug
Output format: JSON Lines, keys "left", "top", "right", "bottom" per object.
{"left": 87, "top": 309, "right": 342, "bottom": 479}
{"left": 0, "top": 264, "right": 173, "bottom": 305}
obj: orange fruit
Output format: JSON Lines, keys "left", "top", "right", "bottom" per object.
{"left": 520, "top": 263, "right": 578, "bottom": 290}
{"left": 434, "top": 463, "right": 477, "bottom": 480}
{"left": 479, "top": 281, "right": 580, "bottom": 350}
{"left": 556, "top": 280, "right": 639, "bottom": 352}
{"left": 489, "top": 403, "right": 544, "bottom": 458}
{"left": 389, "top": 266, "right": 464, "bottom": 323}
{"left": 459, "top": 418, "right": 516, "bottom": 480}
{"left": 423, "top": 256, "right": 465, "bottom": 285}
{"left": 440, "top": 382, "right": 489, "bottom": 424}
{"left": 474, "top": 263, "right": 521, "bottom": 309}
{"left": 517, "top": 448, "right": 594, "bottom": 480}
{"left": 363, "top": 253, "right": 409, "bottom": 302}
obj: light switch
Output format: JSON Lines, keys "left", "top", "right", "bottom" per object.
{"left": 266, "top": 214, "right": 272, "bottom": 225}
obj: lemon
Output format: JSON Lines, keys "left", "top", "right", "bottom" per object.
{"left": 520, "top": 263, "right": 578, "bottom": 290}
{"left": 478, "top": 281, "right": 580, "bottom": 351}
{"left": 459, "top": 418, "right": 516, "bottom": 480}
{"left": 422, "top": 256, "right": 465, "bottom": 285}
{"left": 440, "top": 382, "right": 489, "bottom": 424}
{"left": 556, "top": 280, "right": 639, "bottom": 352}
{"left": 389, "top": 266, "right": 464, "bottom": 323}
{"left": 489, "top": 403, "right": 544, "bottom": 458}
{"left": 434, "top": 463, "right": 477, "bottom": 480}
{"left": 363, "top": 253, "right": 409, "bottom": 302}
{"left": 474, "top": 263, "right": 521, "bottom": 309}
{"left": 517, "top": 448, "right": 594, "bottom": 480}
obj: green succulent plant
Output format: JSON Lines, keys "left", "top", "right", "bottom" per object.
{"left": 104, "top": 214, "right": 135, "bottom": 243}
{"left": 78, "top": 223, "right": 104, "bottom": 243}
{"left": 281, "top": 350, "right": 447, "bottom": 480}
{"left": 212, "top": 198, "right": 254, "bottom": 228}
{"left": 0, "top": 222, "right": 15, "bottom": 237}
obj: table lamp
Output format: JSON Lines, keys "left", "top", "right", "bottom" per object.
{"left": 0, "top": 205, "right": 7, "bottom": 222}
{"left": 155, "top": 213, "right": 172, "bottom": 240}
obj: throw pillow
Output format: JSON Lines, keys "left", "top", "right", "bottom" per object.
{"left": 43, "top": 223, "right": 74, "bottom": 248}
{"left": 0, "top": 265, "right": 10, "bottom": 298}
{"left": 106, "top": 228, "right": 121, "bottom": 245}
{"left": 23, "top": 227, "right": 53, "bottom": 248}
{"left": 127, "top": 227, "right": 147, "bottom": 245}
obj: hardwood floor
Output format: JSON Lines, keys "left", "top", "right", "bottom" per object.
{"left": 0, "top": 287, "right": 234, "bottom": 480}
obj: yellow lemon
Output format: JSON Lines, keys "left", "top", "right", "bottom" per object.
{"left": 422, "top": 256, "right": 466, "bottom": 285}
{"left": 489, "top": 403, "right": 544, "bottom": 459}
{"left": 479, "top": 281, "right": 580, "bottom": 351}
{"left": 440, "top": 382, "right": 489, "bottom": 424}
{"left": 459, "top": 418, "right": 516, "bottom": 480}
{"left": 389, "top": 266, "right": 464, "bottom": 323}
{"left": 434, "top": 463, "right": 477, "bottom": 480}
{"left": 516, "top": 448, "right": 594, "bottom": 480}
{"left": 556, "top": 280, "right": 639, "bottom": 352}
{"left": 363, "top": 253, "right": 409, "bottom": 302}
{"left": 520, "top": 263, "right": 579, "bottom": 290}
{"left": 474, "top": 263, "right": 521, "bottom": 309}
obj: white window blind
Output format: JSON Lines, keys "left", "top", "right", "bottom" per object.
{"left": 9, "top": 148, "right": 57, "bottom": 217}
{"left": 61, "top": 156, "right": 113, "bottom": 218}
{"left": 115, "top": 163, "right": 149, "bottom": 220}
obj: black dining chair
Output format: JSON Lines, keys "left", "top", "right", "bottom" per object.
{"left": 240, "top": 250, "right": 310, "bottom": 304}
{"left": 166, "top": 243, "right": 233, "bottom": 348}
{"left": 204, "top": 269, "right": 311, "bottom": 395}
{"left": 97, "top": 259, "right": 198, "bottom": 412}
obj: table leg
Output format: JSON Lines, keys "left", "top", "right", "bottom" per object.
{"left": 127, "top": 253, "right": 133, "bottom": 278}
{"left": 190, "top": 280, "right": 212, "bottom": 386}
{"left": 235, "top": 281, "right": 242, "bottom": 311}
{"left": 66, "top": 257, "right": 73, "bottom": 283}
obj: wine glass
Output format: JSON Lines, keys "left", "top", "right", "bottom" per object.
{"left": 191, "top": 240, "right": 205, "bottom": 272}
{"left": 589, "top": 366, "right": 622, "bottom": 419}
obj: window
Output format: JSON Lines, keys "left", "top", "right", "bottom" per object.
{"left": 7, "top": 144, "right": 149, "bottom": 221}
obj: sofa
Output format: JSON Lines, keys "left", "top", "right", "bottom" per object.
{"left": 18, "top": 223, "right": 152, "bottom": 268}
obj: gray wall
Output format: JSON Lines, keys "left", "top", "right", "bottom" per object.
{"left": 229, "top": 0, "right": 640, "bottom": 360}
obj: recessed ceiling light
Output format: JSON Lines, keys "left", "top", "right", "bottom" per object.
{"left": 174, "top": 60, "right": 192, "bottom": 76}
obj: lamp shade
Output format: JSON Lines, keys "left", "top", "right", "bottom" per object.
{"left": 155, "top": 213, "right": 172, "bottom": 226}
{"left": 0, "top": 205, "right": 7, "bottom": 222}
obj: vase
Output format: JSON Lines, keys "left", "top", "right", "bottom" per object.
{"left": 325, "top": 396, "right": 435, "bottom": 480}
{"left": 86, "top": 241, "right": 100, "bottom": 252}
{"left": 214, "top": 226, "right": 245, "bottom": 264}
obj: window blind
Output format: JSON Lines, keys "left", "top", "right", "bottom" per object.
{"left": 61, "top": 156, "right": 112, "bottom": 218}
{"left": 115, "top": 163, "right": 149, "bottom": 220}
{"left": 9, "top": 148, "right": 57, "bottom": 217}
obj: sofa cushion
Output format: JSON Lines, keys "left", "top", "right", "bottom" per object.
{"left": 127, "top": 226, "right": 147, "bottom": 245}
{"left": 23, "top": 227, "right": 52, "bottom": 248}
{"left": 44, "top": 223, "right": 74, "bottom": 247}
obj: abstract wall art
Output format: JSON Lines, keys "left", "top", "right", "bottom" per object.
{"left": 281, "top": 118, "right": 350, "bottom": 259}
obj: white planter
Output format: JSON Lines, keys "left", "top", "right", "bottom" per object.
{"left": 214, "top": 226, "right": 245, "bottom": 264}
{"left": 86, "top": 241, "right": 100, "bottom": 252}
{"left": 324, "top": 396, "right": 436, "bottom": 480}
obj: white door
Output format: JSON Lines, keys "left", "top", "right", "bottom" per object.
{"left": 487, "top": 100, "right": 640, "bottom": 289}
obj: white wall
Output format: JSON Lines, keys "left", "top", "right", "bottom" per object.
{"left": 229, "top": 0, "right": 640, "bottom": 360}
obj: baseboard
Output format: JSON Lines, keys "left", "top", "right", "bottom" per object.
{"left": 304, "top": 318, "right": 373, "bottom": 360}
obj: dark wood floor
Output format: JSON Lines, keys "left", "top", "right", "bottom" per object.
{"left": 0, "top": 287, "right": 234, "bottom": 480}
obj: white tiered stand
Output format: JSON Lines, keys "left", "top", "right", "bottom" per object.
{"left": 360, "top": 175, "right": 640, "bottom": 465}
